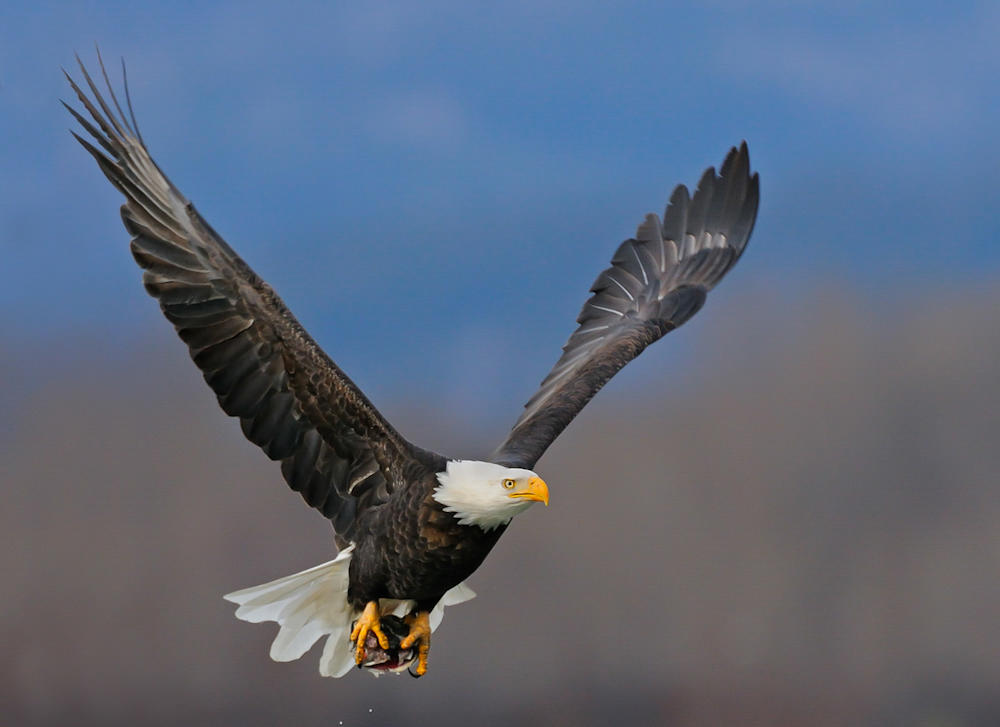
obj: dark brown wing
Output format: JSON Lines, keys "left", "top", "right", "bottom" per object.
{"left": 65, "top": 53, "right": 442, "bottom": 545}
{"left": 492, "top": 143, "right": 759, "bottom": 468}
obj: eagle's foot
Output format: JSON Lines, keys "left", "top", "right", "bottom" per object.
{"left": 350, "top": 601, "right": 390, "bottom": 666}
{"left": 401, "top": 610, "right": 431, "bottom": 677}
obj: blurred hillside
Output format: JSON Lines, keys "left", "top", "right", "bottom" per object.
{"left": 3, "top": 283, "right": 999, "bottom": 727}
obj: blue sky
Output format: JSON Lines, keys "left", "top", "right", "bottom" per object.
{"left": 3, "top": 1, "right": 999, "bottom": 418}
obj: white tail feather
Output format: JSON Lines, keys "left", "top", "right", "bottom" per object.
{"left": 223, "top": 545, "right": 477, "bottom": 678}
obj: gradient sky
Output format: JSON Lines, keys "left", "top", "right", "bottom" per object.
{"left": 3, "top": 1, "right": 999, "bottom": 419}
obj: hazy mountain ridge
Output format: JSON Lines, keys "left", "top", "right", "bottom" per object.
{"left": 4, "top": 285, "right": 999, "bottom": 726}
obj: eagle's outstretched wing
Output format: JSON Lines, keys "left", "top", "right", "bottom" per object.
{"left": 65, "top": 54, "right": 441, "bottom": 545}
{"left": 493, "top": 143, "right": 759, "bottom": 469}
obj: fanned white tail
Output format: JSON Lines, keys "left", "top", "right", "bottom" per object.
{"left": 223, "top": 545, "right": 476, "bottom": 678}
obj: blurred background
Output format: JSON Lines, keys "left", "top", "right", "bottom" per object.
{"left": 3, "top": 2, "right": 1000, "bottom": 725}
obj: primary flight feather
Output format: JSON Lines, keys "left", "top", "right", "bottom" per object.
{"left": 65, "top": 52, "right": 759, "bottom": 678}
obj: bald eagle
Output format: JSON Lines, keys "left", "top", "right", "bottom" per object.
{"left": 65, "top": 54, "right": 759, "bottom": 678}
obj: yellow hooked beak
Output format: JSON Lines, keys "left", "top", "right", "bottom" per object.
{"left": 507, "top": 476, "right": 549, "bottom": 506}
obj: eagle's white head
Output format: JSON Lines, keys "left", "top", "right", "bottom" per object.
{"left": 433, "top": 460, "right": 549, "bottom": 531}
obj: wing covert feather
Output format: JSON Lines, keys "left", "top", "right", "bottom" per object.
{"left": 493, "top": 143, "right": 759, "bottom": 468}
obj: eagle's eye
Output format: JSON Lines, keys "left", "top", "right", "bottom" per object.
{"left": 502, "top": 478, "right": 516, "bottom": 489}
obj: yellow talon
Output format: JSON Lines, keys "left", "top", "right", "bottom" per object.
{"left": 401, "top": 611, "right": 431, "bottom": 676}
{"left": 350, "top": 601, "right": 389, "bottom": 665}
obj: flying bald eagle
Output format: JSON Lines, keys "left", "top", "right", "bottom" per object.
{"left": 65, "top": 54, "right": 759, "bottom": 678}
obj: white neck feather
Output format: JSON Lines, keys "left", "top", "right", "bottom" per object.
{"left": 433, "top": 460, "right": 536, "bottom": 531}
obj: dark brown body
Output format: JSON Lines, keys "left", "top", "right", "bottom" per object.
{"left": 347, "top": 470, "right": 507, "bottom": 612}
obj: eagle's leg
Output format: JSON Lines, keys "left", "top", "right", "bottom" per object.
{"left": 350, "top": 600, "right": 390, "bottom": 665}
{"left": 400, "top": 610, "right": 431, "bottom": 677}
